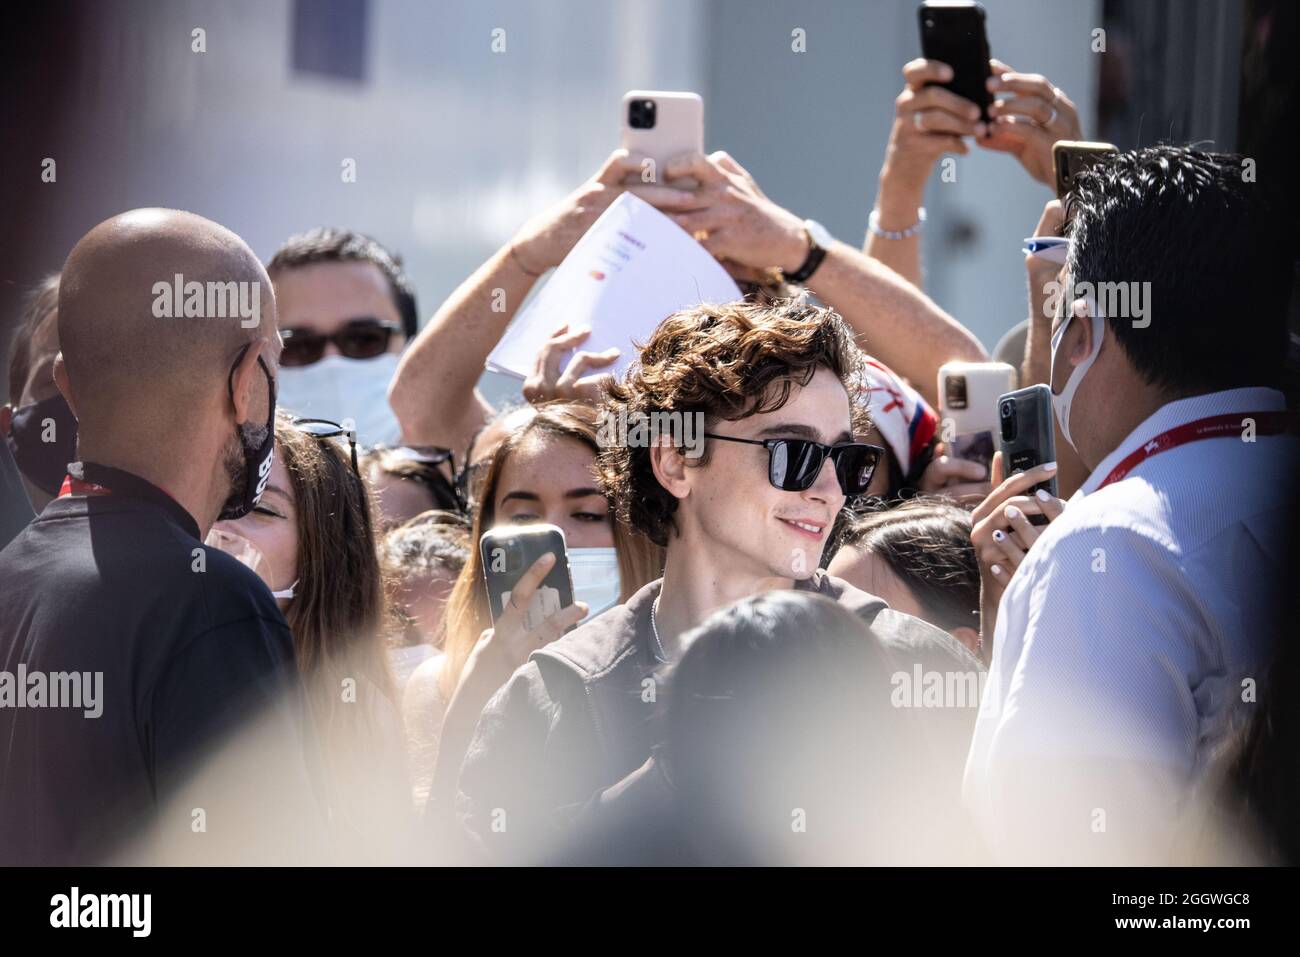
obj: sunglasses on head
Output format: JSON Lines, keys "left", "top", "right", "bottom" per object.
{"left": 703, "top": 432, "right": 884, "bottom": 495}
{"left": 292, "top": 417, "right": 359, "bottom": 473}
{"left": 280, "top": 318, "right": 400, "bottom": 367}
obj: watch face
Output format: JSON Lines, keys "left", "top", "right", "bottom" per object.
{"left": 805, "top": 219, "right": 834, "bottom": 249}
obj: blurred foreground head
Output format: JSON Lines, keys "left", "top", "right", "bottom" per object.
{"left": 664, "top": 591, "right": 964, "bottom": 865}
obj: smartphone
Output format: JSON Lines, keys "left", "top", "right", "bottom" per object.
{"left": 479, "top": 524, "right": 575, "bottom": 631}
{"left": 998, "top": 385, "right": 1058, "bottom": 523}
{"left": 1053, "top": 140, "right": 1118, "bottom": 200}
{"left": 619, "top": 90, "right": 704, "bottom": 187}
{"left": 918, "top": 1, "right": 993, "bottom": 122}
{"left": 938, "top": 361, "right": 1017, "bottom": 473}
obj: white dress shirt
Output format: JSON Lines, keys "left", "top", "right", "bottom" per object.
{"left": 964, "top": 387, "right": 1297, "bottom": 862}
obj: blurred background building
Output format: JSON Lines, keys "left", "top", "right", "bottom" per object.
{"left": 2, "top": 0, "right": 1294, "bottom": 404}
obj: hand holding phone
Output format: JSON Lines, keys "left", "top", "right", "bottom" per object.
{"left": 969, "top": 453, "right": 1065, "bottom": 609}
{"left": 997, "top": 385, "right": 1058, "bottom": 523}
{"left": 480, "top": 524, "right": 580, "bottom": 631}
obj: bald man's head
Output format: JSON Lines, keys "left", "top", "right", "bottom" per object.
{"left": 58, "top": 209, "right": 279, "bottom": 420}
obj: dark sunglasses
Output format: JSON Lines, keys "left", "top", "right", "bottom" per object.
{"left": 280, "top": 318, "right": 400, "bottom": 367}
{"left": 292, "top": 417, "right": 359, "bottom": 473}
{"left": 368, "top": 443, "right": 455, "bottom": 469}
{"left": 703, "top": 432, "right": 884, "bottom": 495}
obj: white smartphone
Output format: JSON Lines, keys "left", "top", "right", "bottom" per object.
{"left": 937, "top": 361, "right": 1017, "bottom": 472}
{"left": 619, "top": 90, "right": 704, "bottom": 187}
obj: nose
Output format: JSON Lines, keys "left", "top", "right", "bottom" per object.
{"left": 803, "top": 452, "right": 843, "bottom": 504}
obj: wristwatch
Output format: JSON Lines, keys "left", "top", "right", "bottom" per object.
{"left": 782, "top": 219, "right": 833, "bottom": 284}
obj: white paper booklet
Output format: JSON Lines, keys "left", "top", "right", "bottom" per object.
{"left": 486, "top": 192, "right": 742, "bottom": 381}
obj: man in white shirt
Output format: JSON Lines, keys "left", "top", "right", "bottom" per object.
{"left": 964, "top": 146, "right": 1297, "bottom": 864}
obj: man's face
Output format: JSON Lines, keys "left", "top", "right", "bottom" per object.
{"left": 679, "top": 366, "right": 853, "bottom": 581}
{"left": 272, "top": 260, "right": 405, "bottom": 360}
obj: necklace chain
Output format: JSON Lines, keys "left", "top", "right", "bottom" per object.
{"left": 650, "top": 594, "right": 669, "bottom": 662}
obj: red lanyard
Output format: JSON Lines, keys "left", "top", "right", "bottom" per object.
{"left": 1097, "top": 411, "right": 1293, "bottom": 490}
{"left": 58, "top": 474, "right": 113, "bottom": 497}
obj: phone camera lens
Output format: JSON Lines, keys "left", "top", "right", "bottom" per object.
{"left": 945, "top": 375, "right": 968, "bottom": 410}
{"left": 1000, "top": 401, "right": 1017, "bottom": 442}
{"left": 629, "top": 99, "right": 656, "bottom": 130}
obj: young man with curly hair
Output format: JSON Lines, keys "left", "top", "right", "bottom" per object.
{"left": 450, "top": 299, "right": 981, "bottom": 864}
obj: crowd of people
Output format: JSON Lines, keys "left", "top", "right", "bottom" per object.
{"left": 1, "top": 55, "right": 1296, "bottom": 867}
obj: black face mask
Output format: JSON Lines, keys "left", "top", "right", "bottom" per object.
{"left": 218, "top": 346, "right": 277, "bottom": 521}
{"left": 6, "top": 392, "right": 79, "bottom": 496}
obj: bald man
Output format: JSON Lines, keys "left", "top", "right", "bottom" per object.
{"left": 0, "top": 209, "right": 325, "bottom": 864}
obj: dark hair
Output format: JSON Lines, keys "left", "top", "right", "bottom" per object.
{"left": 381, "top": 508, "right": 470, "bottom": 579}
{"left": 599, "top": 298, "right": 869, "bottom": 547}
{"left": 664, "top": 591, "right": 940, "bottom": 864}
{"left": 7, "top": 273, "right": 60, "bottom": 406}
{"left": 267, "top": 228, "right": 418, "bottom": 340}
{"left": 1064, "top": 145, "right": 1294, "bottom": 396}
{"left": 363, "top": 446, "right": 464, "bottom": 521}
{"left": 834, "top": 498, "right": 979, "bottom": 635}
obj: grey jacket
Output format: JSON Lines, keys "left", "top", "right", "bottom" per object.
{"left": 453, "top": 571, "right": 983, "bottom": 864}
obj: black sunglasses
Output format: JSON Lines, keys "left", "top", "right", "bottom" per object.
{"left": 703, "top": 432, "right": 884, "bottom": 495}
{"left": 280, "top": 318, "right": 400, "bottom": 367}
{"left": 292, "top": 417, "right": 359, "bottom": 473}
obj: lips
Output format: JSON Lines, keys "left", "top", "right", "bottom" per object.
{"left": 777, "top": 517, "right": 828, "bottom": 540}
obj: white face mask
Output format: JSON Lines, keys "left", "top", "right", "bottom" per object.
{"left": 568, "top": 547, "right": 622, "bottom": 624}
{"left": 1049, "top": 297, "right": 1106, "bottom": 451}
{"left": 204, "top": 526, "right": 297, "bottom": 603}
{"left": 277, "top": 352, "right": 402, "bottom": 447}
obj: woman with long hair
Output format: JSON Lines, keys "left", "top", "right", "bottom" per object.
{"left": 207, "top": 414, "right": 412, "bottom": 862}
{"left": 403, "top": 400, "right": 662, "bottom": 817}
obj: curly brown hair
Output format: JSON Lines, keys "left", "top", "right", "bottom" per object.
{"left": 598, "top": 299, "right": 869, "bottom": 548}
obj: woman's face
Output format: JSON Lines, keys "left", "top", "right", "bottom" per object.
{"left": 367, "top": 463, "right": 436, "bottom": 531}
{"left": 491, "top": 433, "right": 614, "bottom": 548}
{"left": 212, "top": 455, "right": 300, "bottom": 606}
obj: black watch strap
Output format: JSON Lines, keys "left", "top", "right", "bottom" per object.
{"left": 783, "top": 235, "right": 827, "bottom": 284}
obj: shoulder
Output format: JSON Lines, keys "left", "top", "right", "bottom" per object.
{"left": 1020, "top": 496, "right": 1185, "bottom": 587}
{"left": 402, "top": 653, "right": 449, "bottom": 723}
{"left": 534, "top": 579, "right": 661, "bottom": 680}
{"left": 813, "top": 571, "right": 983, "bottom": 674}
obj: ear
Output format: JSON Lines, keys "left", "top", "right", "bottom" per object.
{"left": 952, "top": 625, "right": 982, "bottom": 661}
{"left": 649, "top": 434, "right": 691, "bottom": 502}
{"left": 1065, "top": 296, "right": 1095, "bottom": 367}
{"left": 230, "top": 338, "right": 270, "bottom": 425}
{"left": 53, "top": 352, "right": 77, "bottom": 418}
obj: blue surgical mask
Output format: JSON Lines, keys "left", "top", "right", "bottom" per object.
{"left": 568, "top": 546, "right": 622, "bottom": 623}
{"left": 277, "top": 353, "right": 401, "bottom": 447}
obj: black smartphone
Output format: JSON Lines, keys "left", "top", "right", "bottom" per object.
{"left": 1053, "top": 140, "right": 1119, "bottom": 200}
{"left": 918, "top": 1, "right": 993, "bottom": 122}
{"left": 479, "top": 524, "right": 575, "bottom": 630}
{"left": 998, "top": 385, "right": 1057, "bottom": 525}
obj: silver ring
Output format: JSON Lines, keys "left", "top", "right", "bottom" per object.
{"left": 1045, "top": 105, "right": 1058, "bottom": 127}
{"left": 912, "top": 110, "right": 925, "bottom": 130}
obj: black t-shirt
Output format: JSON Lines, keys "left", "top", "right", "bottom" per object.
{"left": 0, "top": 464, "right": 323, "bottom": 864}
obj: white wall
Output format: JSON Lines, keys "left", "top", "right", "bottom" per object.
{"left": 26, "top": 0, "right": 1095, "bottom": 406}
